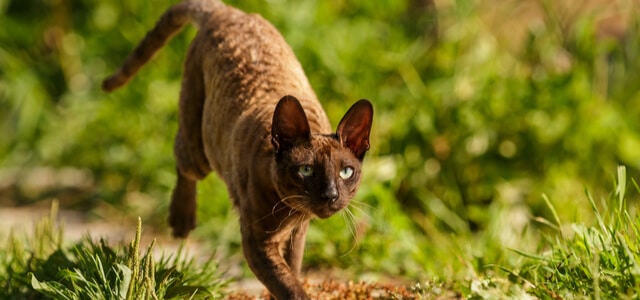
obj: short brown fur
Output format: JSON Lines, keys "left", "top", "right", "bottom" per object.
{"left": 102, "top": 1, "right": 373, "bottom": 299}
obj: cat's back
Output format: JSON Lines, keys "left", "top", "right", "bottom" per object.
{"left": 193, "top": 3, "right": 330, "bottom": 174}
{"left": 200, "top": 6, "right": 314, "bottom": 108}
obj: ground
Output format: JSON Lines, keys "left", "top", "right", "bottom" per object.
{"left": 0, "top": 205, "right": 457, "bottom": 299}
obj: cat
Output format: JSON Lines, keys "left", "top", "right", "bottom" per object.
{"left": 102, "top": 0, "right": 373, "bottom": 299}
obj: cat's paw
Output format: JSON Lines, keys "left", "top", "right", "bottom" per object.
{"left": 168, "top": 210, "right": 196, "bottom": 238}
{"left": 169, "top": 177, "right": 197, "bottom": 238}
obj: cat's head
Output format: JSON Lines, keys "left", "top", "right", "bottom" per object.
{"left": 271, "top": 95, "right": 373, "bottom": 218}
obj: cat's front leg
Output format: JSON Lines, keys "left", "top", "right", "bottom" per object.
{"left": 242, "top": 231, "right": 310, "bottom": 300}
{"left": 284, "top": 219, "right": 309, "bottom": 276}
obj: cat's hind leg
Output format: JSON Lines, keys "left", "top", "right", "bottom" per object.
{"left": 168, "top": 45, "right": 211, "bottom": 238}
{"left": 169, "top": 170, "right": 198, "bottom": 237}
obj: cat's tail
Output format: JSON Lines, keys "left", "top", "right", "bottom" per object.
{"left": 102, "top": 0, "right": 221, "bottom": 92}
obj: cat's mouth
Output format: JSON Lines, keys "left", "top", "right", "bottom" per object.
{"left": 279, "top": 193, "right": 347, "bottom": 218}
{"left": 314, "top": 208, "right": 338, "bottom": 219}
{"left": 312, "top": 200, "right": 347, "bottom": 219}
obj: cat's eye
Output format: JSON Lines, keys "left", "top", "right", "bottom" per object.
{"left": 299, "top": 165, "right": 314, "bottom": 177}
{"left": 339, "top": 166, "right": 354, "bottom": 179}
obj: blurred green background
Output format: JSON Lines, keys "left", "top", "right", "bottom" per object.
{"left": 1, "top": 0, "right": 640, "bottom": 283}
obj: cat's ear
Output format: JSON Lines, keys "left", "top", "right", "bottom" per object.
{"left": 337, "top": 99, "right": 373, "bottom": 160}
{"left": 271, "top": 95, "right": 311, "bottom": 153}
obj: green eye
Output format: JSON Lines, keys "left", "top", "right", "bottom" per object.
{"left": 299, "top": 165, "right": 314, "bottom": 177}
{"left": 339, "top": 166, "right": 354, "bottom": 179}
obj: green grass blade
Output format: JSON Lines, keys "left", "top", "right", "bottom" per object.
{"left": 542, "top": 194, "right": 562, "bottom": 236}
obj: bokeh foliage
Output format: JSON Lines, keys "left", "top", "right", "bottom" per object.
{"left": 2, "top": 0, "right": 640, "bottom": 282}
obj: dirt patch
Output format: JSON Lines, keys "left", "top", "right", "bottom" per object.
{"left": 227, "top": 279, "right": 462, "bottom": 299}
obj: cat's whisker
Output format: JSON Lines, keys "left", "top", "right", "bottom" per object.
{"left": 347, "top": 201, "right": 372, "bottom": 221}
{"left": 340, "top": 210, "right": 356, "bottom": 241}
{"left": 271, "top": 198, "right": 289, "bottom": 216}
{"left": 280, "top": 194, "right": 306, "bottom": 201}
{"left": 267, "top": 211, "right": 293, "bottom": 233}
{"left": 270, "top": 194, "right": 307, "bottom": 216}
{"left": 269, "top": 201, "right": 291, "bottom": 216}
{"left": 339, "top": 207, "right": 361, "bottom": 257}
{"left": 280, "top": 195, "right": 311, "bottom": 214}
{"left": 350, "top": 199, "right": 374, "bottom": 210}
{"left": 278, "top": 195, "right": 307, "bottom": 208}
{"left": 345, "top": 208, "right": 359, "bottom": 240}
{"left": 271, "top": 201, "right": 284, "bottom": 216}
{"left": 266, "top": 201, "right": 308, "bottom": 233}
{"left": 248, "top": 198, "right": 301, "bottom": 228}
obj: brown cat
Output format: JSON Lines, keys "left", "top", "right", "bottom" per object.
{"left": 102, "top": 0, "right": 373, "bottom": 299}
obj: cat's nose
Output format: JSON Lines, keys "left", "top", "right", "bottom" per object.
{"left": 321, "top": 183, "right": 339, "bottom": 202}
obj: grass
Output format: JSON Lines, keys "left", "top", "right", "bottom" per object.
{"left": 467, "top": 166, "right": 640, "bottom": 299}
{"left": 0, "top": 201, "right": 228, "bottom": 300}
{"left": 512, "top": 166, "right": 640, "bottom": 298}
